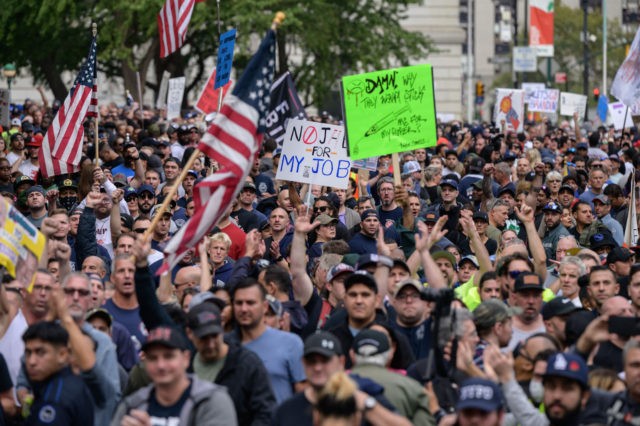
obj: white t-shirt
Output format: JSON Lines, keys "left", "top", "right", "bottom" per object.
{"left": 95, "top": 216, "right": 113, "bottom": 259}
{"left": 18, "top": 161, "right": 39, "bottom": 180}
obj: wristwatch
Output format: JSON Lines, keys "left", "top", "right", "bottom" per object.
{"left": 363, "top": 396, "right": 377, "bottom": 412}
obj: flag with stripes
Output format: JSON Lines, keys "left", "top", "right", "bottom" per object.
{"left": 163, "top": 29, "right": 276, "bottom": 269}
{"left": 158, "top": 0, "right": 202, "bottom": 58}
{"left": 39, "top": 36, "right": 97, "bottom": 178}
{"left": 625, "top": 169, "right": 639, "bottom": 247}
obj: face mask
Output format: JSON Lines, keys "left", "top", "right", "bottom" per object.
{"left": 59, "top": 196, "right": 77, "bottom": 212}
{"left": 529, "top": 380, "right": 544, "bottom": 405}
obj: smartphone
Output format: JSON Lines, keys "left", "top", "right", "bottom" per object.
{"left": 608, "top": 316, "right": 640, "bottom": 338}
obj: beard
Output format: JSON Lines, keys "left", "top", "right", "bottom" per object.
{"left": 545, "top": 400, "right": 582, "bottom": 426}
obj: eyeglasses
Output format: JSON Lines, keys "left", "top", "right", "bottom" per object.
{"left": 0, "top": 167, "right": 10, "bottom": 170}
{"left": 63, "top": 288, "right": 91, "bottom": 297}
{"left": 508, "top": 270, "right": 525, "bottom": 279}
{"left": 396, "top": 292, "right": 420, "bottom": 301}
{"left": 134, "top": 228, "right": 147, "bottom": 234}
{"left": 314, "top": 206, "right": 328, "bottom": 213}
{"left": 547, "top": 180, "right": 561, "bottom": 183}
{"left": 125, "top": 196, "right": 138, "bottom": 202}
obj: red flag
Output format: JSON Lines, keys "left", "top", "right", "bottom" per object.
{"left": 163, "top": 30, "right": 276, "bottom": 270}
{"left": 39, "top": 36, "right": 97, "bottom": 178}
{"left": 158, "top": 0, "right": 203, "bottom": 58}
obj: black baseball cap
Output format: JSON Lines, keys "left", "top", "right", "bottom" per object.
{"left": 541, "top": 297, "right": 580, "bottom": 320}
{"left": 187, "top": 302, "right": 223, "bottom": 338}
{"left": 344, "top": 270, "right": 378, "bottom": 293}
{"left": 142, "top": 326, "right": 189, "bottom": 351}
{"left": 513, "top": 272, "right": 544, "bottom": 293}
{"left": 304, "top": 331, "right": 343, "bottom": 357}
{"left": 352, "top": 329, "right": 389, "bottom": 356}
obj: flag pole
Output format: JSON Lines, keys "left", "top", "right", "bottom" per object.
{"left": 136, "top": 71, "right": 145, "bottom": 130}
{"left": 93, "top": 23, "right": 100, "bottom": 166}
{"left": 215, "top": 0, "right": 224, "bottom": 113}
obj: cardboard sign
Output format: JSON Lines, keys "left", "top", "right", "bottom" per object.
{"left": 352, "top": 157, "right": 379, "bottom": 171}
{"left": 513, "top": 47, "right": 537, "bottom": 72}
{"left": 341, "top": 64, "right": 437, "bottom": 160}
{"left": 0, "top": 198, "right": 45, "bottom": 290}
{"left": 559, "top": 92, "right": 587, "bottom": 117}
{"left": 214, "top": 28, "right": 236, "bottom": 89}
{"left": 195, "top": 69, "right": 231, "bottom": 114}
{"left": 521, "top": 83, "right": 545, "bottom": 104}
{"left": 528, "top": 89, "right": 559, "bottom": 113}
{"left": 166, "top": 77, "right": 186, "bottom": 120}
{"left": 156, "top": 71, "right": 171, "bottom": 109}
{"left": 494, "top": 89, "right": 525, "bottom": 132}
{"left": 276, "top": 119, "right": 351, "bottom": 189}
{"left": 609, "top": 101, "right": 634, "bottom": 130}
{"left": 0, "top": 90, "right": 8, "bottom": 128}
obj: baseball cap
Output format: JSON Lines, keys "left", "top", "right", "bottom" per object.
{"left": 85, "top": 308, "right": 112, "bottom": 327}
{"left": 431, "top": 250, "right": 457, "bottom": 268}
{"left": 392, "top": 259, "right": 410, "bottom": 273}
{"left": 187, "top": 303, "right": 223, "bottom": 338}
{"left": 607, "top": 247, "right": 634, "bottom": 264}
{"left": 541, "top": 297, "right": 580, "bottom": 320}
{"left": 456, "top": 378, "right": 504, "bottom": 412}
{"left": 544, "top": 352, "right": 589, "bottom": 389}
{"left": 497, "top": 183, "right": 516, "bottom": 197}
{"left": 316, "top": 213, "right": 338, "bottom": 226}
{"left": 151, "top": 205, "right": 173, "bottom": 218}
{"left": 609, "top": 154, "right": 621, "bottom": 162}
{"left": 592, "top": 194, "right": 610, "bottom": 205}
{"left": 242, "top": 181, "right": 257, "bottom": 192}
{"left": 468, "top": 156, "right": 485, "bottom": 173}
{"left": 187, "top": 291, "right": 226, "bottom": 311}
{"left": 24, "top": 185, "right": 45, "bottom": 197}
{"left": 352, "top": 329, "right": 390, "bottom": 356}
{"left": 402, "top": 160, "right": 421, "bottom": 175}
{"left": 327, "top": 263, "right": 355, "bottom": 282}
{"left": 14, "top": 175, "right": 35, "bottom": 190}
{"left": 542, "top": 202, "right": 562, "bottom": 214}
{"left": 471, "top": 180, "right": 483, "bottom": 190}
{"left": 124, "top": 186, "right": 138, "bottom": 198}
{"left": 577, "top": 142, "right": 588, "bottom": 149}
{"left": 590, "top": 231, "right": 618, "bottom": 251}
{"left": 142, "top": 326, "right": 188, "bottom": 351}
{"left": 59, "top": 179, "right": 78, "bottom": 191}
{"left": 360, "top": 209, "right": 379, "bottom": 222}
{"left": 459, "top": 255, "right": 479, "bottom": 269}
{"left": 356, "top": 253, "right": 379, "bottom": 270}
{"left": 186, "top": 169, "right": 198, "bottom": 179}
{"left": 424, "top": 212, "right": 439, "bottom": 223}
{"left": 473, "top": 299, "right": 521, "bottom": 331}
{"left": 120, "top": 213, "right": 134, "bottom": 230}
{"left": 10, "top": 118, "right": 20, "bottom": 127}
{"left": 393, "top": 278, "right": 423, "bottom": 298}
{"left": 440, "top": 179, "right": 459, "bottom": 191}
{"left": 473, "top": 211, "right": 488, "bottom": 223}
{"left": 137, "top": 184, "right": 155, "bottom": 196}
{"left": 513, "top": 272, "right": 544, "bottom": 293}
{"left": 25, "top": 136, "right": 41, "bottom": 147}
{"left": 344, "top": 270, "right": 377, "bottom": 293}
{"left": 113, "top": 174, "right": 128, "bottom": 188}
{"left": 304, "top": 331, "right": 343, "bottom": 357}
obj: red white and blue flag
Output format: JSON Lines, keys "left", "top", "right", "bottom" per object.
{"left": 158, "top": 0, "right": 203, "bottom": 58}
{"left": 163, "top": 30, "right": 276, "bottom": 269}
{"left": 40, "top": 35, "right": 97, "bottom": 178}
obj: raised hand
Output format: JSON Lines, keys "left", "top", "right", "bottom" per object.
{"left": 294, "top": 205, "right": 321, "bottom": 235}
{"left": 514, "top": 203, "right": 534, "bottom": 224}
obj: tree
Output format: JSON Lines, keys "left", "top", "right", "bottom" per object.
{"left": 0, "top": 0, "right": 433, "bottom": 108}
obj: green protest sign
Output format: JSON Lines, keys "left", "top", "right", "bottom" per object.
{"left": 341, "top": 64, "right": 437, "bottom": 160}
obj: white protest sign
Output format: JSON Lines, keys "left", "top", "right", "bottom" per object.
{"left": 156, "top": 71, "right": 171, "bottom": 109}
{"left": 276, "top": 119, "right": 351, "bottom": 189}
{"left": 521, "top": 83, "right": 545, "bottom": 104}
{"left": 513, "top": 47, "right": 537, "bottom": 72}
{"left": 494, "top": 89, "right": 525, "bottom": 133}
{"left": 609, "top": 101, "right": 634, "bottom": 130}
{"left": 527, "top": 89, "right": 559, "bottom": 113}
{"left": 166, "top": 77, "right": 186, "bottom": 120}
{"left": 0, "top": 90, "right": 8, "bottom": 128}
{"left": 559, "top": 92, "right": 587, "bottom": 117}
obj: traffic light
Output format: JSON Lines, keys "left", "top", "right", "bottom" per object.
{"left": 593, "top": 87, "right": 600, "bottom": 101}
{"left": 475, "top": 81, "right": 485, "bottom": 97}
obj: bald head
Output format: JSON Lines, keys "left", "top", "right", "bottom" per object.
{"left": 174, "top": 265, "right": 201, "bottom": 300}
{"left": 602, "top": 296, "right": 635, "bottom": 317}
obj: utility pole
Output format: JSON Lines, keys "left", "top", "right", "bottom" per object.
{"left": 603, "top": 0, "right": 607, "bottom": 96}
{"left": 582, "top": 0, "right": 589, "bottom": 119}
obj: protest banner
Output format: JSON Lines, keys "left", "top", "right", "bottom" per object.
{"left": 214, "top": 28, "right": 236, "bottom": 89}
{"left": 559, "top": 92, "right": 587, "bottom": 117}
{"left": 529, "top": 0, "right": 554, "bottom": 57}
{"left": 527, "top": 88, "right": 559, "bottom": 113}
{"left": 0, "top": 90, "right": 8, "bottom": 128}
{"left": 166, "top": 77, "right": 186, "bottom": 120}
{"left": 0, "top": 198, "right": 45, "bottom": 290}
{"left": 195, "top": 69, "right": 231, "bottom": 114}
{"left": 341, "top": 64, "right": 437, "bottom": 160}
{"left": 609, "top": 101, "right": 634, "bottom": 130}
{"left": 494, "top": 89, "right": 525, "bottom": 132}
{"left": 276, "top": 118, "right": 351, "bottom": 188}
{"left": 513, "top": 47, "right": 537, "bottom": 72}
{"left": 155, "top": 71, "right": 171, "bottom": 109}
{"left": 611, "top": 25, "right": 640, "bottom": 110}
{"left": 521, "top": 83, "right": 545, "bottom": 104}
{"left": 265, "top": 71, "right": 307, "bottom": 145}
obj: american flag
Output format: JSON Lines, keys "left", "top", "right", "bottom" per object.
{"left": 163, "top": 29, "right": 276, "bottom": 269}
{"left": 158, "top": 0, "right": 202, "bottom": 58}
{"left": 39, "top": 36, "right": 97, "bottom": 178}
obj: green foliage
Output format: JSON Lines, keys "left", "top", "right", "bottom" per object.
{"left": 0, "top": 0, "right": 433, "bottom": 107}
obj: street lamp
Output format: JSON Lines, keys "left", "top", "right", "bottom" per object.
{"left": 2, "top": 63, "right": 16, "bottom": 104}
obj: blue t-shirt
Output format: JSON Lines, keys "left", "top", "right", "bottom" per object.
{"left": 244, "top": 327, "right": 305, "bottom": 404}
{"left": 103, "top": 298, "right": 147, "bottom": 351}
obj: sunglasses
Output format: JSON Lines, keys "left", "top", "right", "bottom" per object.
{"left": 125, "top": 196, "right": 138, "bottom": 202}
{"left": 139, "top": 193, "right": 155, "bottom": 200}
{"left": 134, "top": 228, "right": 148, "bottom": 234}
{"left": 508, "top": 270, "right": 525, "bottom": 279}
{"left": 63, "top": 288, "right": 91, "bottom": 297}
{"left": 314, "top": 206, "right": 329, "bottom": 213}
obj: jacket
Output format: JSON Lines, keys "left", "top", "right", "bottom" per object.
{"left": 215, "top": 339, "right": 276, "bottom": 426}
{"left": 110, "top": 375, "right": 237, "bottom": 426}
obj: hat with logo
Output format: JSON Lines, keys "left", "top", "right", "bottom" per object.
{"left": 304, "top": 331, "right": 343, "bottom": 357}
{"left": 344, "top": 270, "right": 377, "bottom": 293}
{"left": 513, "top": 272, "right": 544, "bottom": 293}
{"left": 424, "top": 211, "right": 439, "bottom": 223}
{"left": 352, "top": 329, "right": 390, "bottom": 356}
{"left": 142, "top": 326, "right": 189, "bottom": 351}
{"left": 137, "top": 184, "right": 155, "bottom": 197}
{"left": 242, "top": 181, "right": 257, "bottom": 192}
{"left": 327, "top": 263, "right": 355, "bottom": 282}
{"left": 25, "top": 136, "right": 41, "bottom": 147}
{"left": 85, "top": 308, "right": 113, "bottom": 328}
{"left": 589, "top": 231, "right": 618, "bottom": 251}
{"left": 10, "top": 118, "right": 21, "bottom": 127}
{"left": 59, "top": 179, "right": 78, "bottom": 191}
{"left": 456, "top": 378, "right": 504, "bottom": 412}
{"left": 607, "top": 247, "right": 634, "bottom": 264}
{"left": 542, "top": 202, "right": 562, "bottom": 214}
{"left": 402, "top": 160, "right": 421, "bottom": 175}
{"left": 440, "top": 179, "right": 459, "bottom": 191}
{"left": 541, "top": 297, "right": 580, "bottom": 320}
{"left": 592, "top": 194, "right": 610, "bottom": 205}
{"left": 544, "top": 352, "right": 589, "bottom": 388}
{"left": 14, "top": 175, "right": 35, "bottom": 191}
{"left": 360, "top": 209, "right": 379, "bottom": 222}
{"left": 186, "top": 169, "right": 199, "bottom": 179}
{"left": 473, "top": 299, "right": 521, "bottom": 332}
{"left": 393, "top": 278, "right": 424, "bottom": 298}
{"left": 124, "top": 186, "right": 138, "bottom": 198}
{"left": 316, "top": 213, "right": 338, "bottom": 226}
{"left": 472, "top": 211, "right": 489, "bottom": 223}
{"left": 187, "top": 303, "right": 223, "bottom": 338}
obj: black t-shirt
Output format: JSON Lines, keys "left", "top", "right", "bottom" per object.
{"left": 593, "top": 341, "right": 623, "bottom": 372}
{"left": 0, "top": 354, "right": 9, "bottom": 426}
{"left": 147, "top": 381, "right": 192, "bottom": 426}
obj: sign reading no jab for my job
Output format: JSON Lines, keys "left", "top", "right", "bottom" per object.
{"left": 276, "top": 119, "right": 351, "bottom": 189}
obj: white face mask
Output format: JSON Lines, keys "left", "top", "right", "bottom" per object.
{"left": 529, "top": 380, "right": 544, "bottom": 405}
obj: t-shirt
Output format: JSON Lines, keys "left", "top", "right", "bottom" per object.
{"left": 244, "top": 327, "right": 305, "bottom": 404}
{"left": 393, "top": 319, "right": 432, "bottom": 361}
{"left": 507, "top": 323, "right": 546, "bottom": 352}
{"left": 95, "top": 216, "right": 113, "bottom": 259}
{"left": 193, "top": 354, "right": 226, "bottom": 383}
{"left": 103, "top": 299, "right": 147, "bottom": 350}
{"left": 18, "top": 161, "right": 39, "bottom": 180}
{"left": 217, "top": 222, "right": 246, "bottom": 260}
{"left": 147, "top": 381, "right": 192, "bottom": 426}
{"left": 378, "top": 206, "right": 403, "bottom": 225}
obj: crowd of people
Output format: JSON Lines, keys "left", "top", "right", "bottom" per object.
{"left": 0, "top": 96, "right": 640, "bottom": 426}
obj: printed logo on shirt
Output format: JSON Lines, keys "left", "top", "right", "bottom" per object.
{"left": 38, "top": 405, "right": 56, "bottom": 423}
{"left": 150, "top": 416, "right": 180, "bottom": 426}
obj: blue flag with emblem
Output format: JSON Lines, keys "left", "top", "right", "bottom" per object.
{"left": 597, "top": 94, "right": 608, "bottom": 123}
